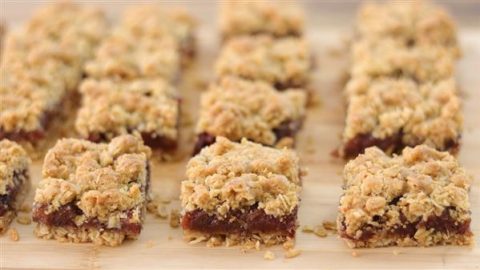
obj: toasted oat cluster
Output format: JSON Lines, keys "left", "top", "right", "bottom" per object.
{"left": 0, "top": 140, "right": 31, "bottom": 233}
{"left": 0, "top": 2, "right": 108, "bottom": 142}
{"left": 181, "top": 137, "right": 303, "bottom": 245}
{"left": 75, "top": 78, "right": 179, "bottom": 149}
{"left": 195, "top": 77, "right": 306, "bottom": 151}
{"left": 84, "top": 30, "right": 180, "bottom": 82}
{"left": 120, "top": 5, "right": 196, "bottom": 64}
{"left": 215, "top": 35, "right": 311, "bottom": 89}
{"left": 32, "top": 135, "right": 151, "bottom": 246}
{"left": 337, "top": 145, "right": 473, "bottom": 248}
{"left": 219, "top": 0, "right": 304, "bottom": 39}
{"left": 356, "top": 1, "right": 459, "bottom": 56}
{"left": 350, "top": 38, "right": 455, "bottom": 83}
{"left": 342, "top": 77, "right": 462, "bottom": 158}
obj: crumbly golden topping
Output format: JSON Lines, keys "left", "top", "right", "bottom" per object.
{"left": 75, "top": 78, "right": 179, "bottom": 141}
{"left": 24, "top": 2, "right": 108, "bottom": 63}
{"left": 196, "top": 77, "right": 306, "bottom": 145}
{"left": 343, "top": 77, "right": 462, "bottom": 150}
{"left": 0, "top": 2, "right": 108, "bottom": 134}
{"left": 0, "top": 62, "right": 67, "bottom": 133}
{"left": 356, "top": 1, "right": 459, "bottom": 56}
{"left": 0, "top": 140, "right": 30, "bottom": 195}
{"left": 219, "top": 0, "right": 304, "bottom": 39}
{"left": 181, "top": 137, "right": 303, "bottom": 217}
{"left": 339, "top": 145, "right": 472, "bottom": 237}
{"left": 120, "top": 5, "right": 196, "bottom": 47}
{"left": 215, "top": 35, "right": 310, "bottom": 88}
{"left": 35, "top": 135, "right": 151, "bottom": 224}
{"left": 85, "top": 28, "right": 180, "bottom": 81}
{"left": 350, "top": 38, "right": 455, "bottom": 82}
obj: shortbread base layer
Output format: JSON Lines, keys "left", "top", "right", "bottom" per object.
{"left": 183, "top": 230, "right": 292, "bottom": 247}
{"left": 34, "top": 223, "right": 135, "bottom": 247}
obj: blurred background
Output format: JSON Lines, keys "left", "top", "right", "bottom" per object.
{"left": 3, "top": 0, "right": 480, "bottom": 29}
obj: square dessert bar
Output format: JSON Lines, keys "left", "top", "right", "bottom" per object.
{"left": 0, "top": 2, "right": 108, "bottom": 144}
{"left": 32, "top": 135, "right": 151, "bottom": 246}
{"left": 181, "top": 137, "right": 303, "bottom": 246}
{"left": 219, "top": 0, "right": 304, "bottom": 40}
{"left": 120, "top": 5, "right": 197, "bottom": 66}
{"left": 193, "top": 77, "right": 307, "bottom": 155}
{"left": 0, "top": 63, "right": 69, "bottom": 143}
{"left": 350, "top": 38, "right": 455, "bottom": 84}
{"left": 0, "top": 140, "right": 30, "bottom": 233}
{"left": 342, "top": 77, "right": 462, "bottom": 159}
{"left": 215, "top": 35, "right": 311, "bottom": 90}
{"left": 356, "top": 1, "right": 460, "bottom": 56}
{"left": 76, "top": 78, "right": 180, "bottom": 151}
{"left": 84, "top": 29, "right": 180, "bottom": 82}
{"left": 337, "top": 145, "right": 473, "bottom": 248}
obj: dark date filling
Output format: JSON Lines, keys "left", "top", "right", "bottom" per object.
{"left": 338, "top": 205, "right": 472, "bottom": 244}
{"left": 32, "top": 164, "right": 150, "bottom": 237}
{"left": 88, "top": 132, "right": 178, "bottom": 152}
{"left": 0, "top": 169, "right": 29, "bottom": 216}
{"left": 343, "top": 132, "right": 460, "bottom": 159}
{"left": 182, "top": 205, "right": 297, "bottom": 237}
{"left": 0, "top": 111, "right": 52, "bottom": 142}
{"left": 192, "top": 119, "right": 303, "bottom": 156}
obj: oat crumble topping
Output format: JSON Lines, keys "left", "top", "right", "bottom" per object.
{"left": 0, "top": 140, "right": 30, "bottom": 195}
{"left": 350, "top": 38, "right": 455, "bottom": 82}
{"left": 356, "top": 1, "right": 459, "bottom": 56}
{"left": 343, "top": 77, "right": 462, "bottom": 150}
{"left": 181, "top": 137, "right": 303, "bottom": 217}
{"left": 84, "top": 29, "right": 180, "bottom": 81}
{"left": 120, "top": 5, "right": 196, "bottom": 48}
{"left": 35, "top": 135, "right": 151, "bottom": 226}
{"left": 219, "top": 0, "right": 304, "bottom": 39}
{"left": 196, "top": 77, "right": 306, "bottom": 145}
{"left": 215, "top": 35, "right": 310, "bottom": 88}
{"left": 76, "top": 78, "right": 179, "bottom": 142}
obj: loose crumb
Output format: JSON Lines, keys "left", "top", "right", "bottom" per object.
{"left": 322, "top": 220, "right": 337, "bottom": 232}
{"left": 282, "top": 239, "right": 295, "bottom": 250}
{"left": 301, "top": 225, "right": 314, "bottom": 233}
{"left": 168, "top": 235, "right": 173, "bottom": 241}
{"left": 8, "top": 228, "right": 19, "bottom": 241}
{"left": 145, "top": 240, "right": 156, "bottom": 248}
{"left": 264, "top": 251, "right": 275, "bottom": 260}
{"left": 206, "top": 236, "right": 223, "bottom": 247}
{"left": 19, "top": 202, "right": 31, "bottom": 213}
{"left": 393, "top": 249, "right": 401, "bottom": 255}
{"left": 284, "top": 248, "right": 301, "bottom": 259}
{"left": 313, "top": 225, "right": 328, "bottom": 238}
{"left": 157, "top": 205, "right": 169, "bottom": 219}
{"left": 169, "top": 209, "right": 180, "bottom": 228}
{"left": 351, "top": 251, "right": 359, "bottom": 257}
{"left": 189, "top": 236, "right": 206, "bottom": 244}
{"left": 16, "top": 215, "right": 32, "bottom": 225}
{"left": 146, "top": 201, "right": 158, "bottom": 213}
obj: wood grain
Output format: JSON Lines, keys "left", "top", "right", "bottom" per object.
{"left": 1, "top": 2, "right": 480, "bottom": 270}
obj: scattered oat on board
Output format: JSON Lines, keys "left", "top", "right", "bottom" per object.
{"left": 16, "top": 215, "right": 31, "bottom": 225}
{"left": 8, "top": 228, "right": 19, "bottom": 241}
{"left": 264, "top": 251, "right": 276, "bottom": 260}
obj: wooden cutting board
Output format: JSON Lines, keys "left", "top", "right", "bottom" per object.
{"left": 1, "top": 2, "right": 479, "bottom": 270}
